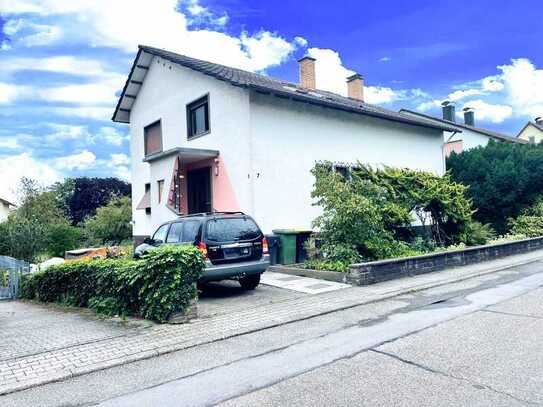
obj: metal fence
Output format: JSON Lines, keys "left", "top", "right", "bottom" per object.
{"left": 0, "top": 255, "right": 31, "bottom": 300}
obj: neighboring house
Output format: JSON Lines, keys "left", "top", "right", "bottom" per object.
{"left": 113, "top": 45, "right": 456, "bottom": 241}
{"left": 517, "top": 117, "right": 543, "bottom": 144}
{"left": 401, "top": 102, "right": 525, "bottom": 159}
{"left": 0, "top": 197, "right": 15, "bottom": 223}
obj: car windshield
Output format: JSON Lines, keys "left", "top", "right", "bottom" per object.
{"left": 206, "top": 217, "right": 261, "bottom": 242}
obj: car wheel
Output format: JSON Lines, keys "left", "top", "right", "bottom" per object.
{"left": 239, "top": 274, "right": 261, "bottom": 290}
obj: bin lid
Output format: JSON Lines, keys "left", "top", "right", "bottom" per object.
{"left": 272, "top": 229, "right": 313, "bottom": 235}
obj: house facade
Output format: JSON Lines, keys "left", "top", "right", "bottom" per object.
{"left": 517, "top": 118, "right": 543, "bottom": 144}
{"left": 113, "top": 46, "right": 456, "bottom": 241}
{"left": 401, "top": 102, "right": 525, "bottom": 159}
{"left": 0, "top": 198, "right": 14, "bottom": 223}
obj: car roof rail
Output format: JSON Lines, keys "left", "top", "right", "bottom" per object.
{"left": 176, "top": 211, "right": 246, "bottom": 219}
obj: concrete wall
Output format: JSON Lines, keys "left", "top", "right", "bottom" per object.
{"left": 346, "top": 236, "right": 543, "bottom": 285}
{"left": 249, "top": 92, "right": 446, "bottom": 233}
{"left": 129, "top": 56, "right": 251, "bottom": 236}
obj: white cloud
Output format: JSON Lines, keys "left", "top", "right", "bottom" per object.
{"left": 364, "top": 86, "right": 397, "bottom": 104}
{"left": 379, "top": 56, "right": 391, "bottom": 62}
{"left": 110, "top": 153, "right": 129, "bottom": 166}
{"left": 46, "top": 123, "right": 88, "bottom": 141}
{"left": 0, "top": 153, "right": 62, "bottom": 202}
{"left": 0, "top": 82, "right": 23, "bottom": 104}
{"left": 458, "top": 100, "right": 513, "bottom": 123}
{"left": 1, "top": 55, "right": 107, "bottom": 77}
{"left": 99, "top": 127, "right": 127, "bottom": 146}
{"left": 1, "top": 0, "right": 300, "bottom": 72}
{"left": 48, "top": 106, "right": 113, "bottom": 121}
{"left": 38, "top": 82, "right": 118, "bottom": 105}
{"left": 417, "top": 99, "right": 442, "bottom": 112}
{"left": 54, "top": 150, "right": 96, "bottom": 170}
{"left": 498, "top": 58, "right": 543, "bottom": 118}
{"left": 307, "top": 47, "right": 354, "bottom": 96}
{"left": 481, "top": 75, "right": 504, "bottom": 92}
{"left": 0, "top": 137, "right": 20, "bottom": 149}
{"left": 447, "top": 88, "right": 482, "bottom": 102}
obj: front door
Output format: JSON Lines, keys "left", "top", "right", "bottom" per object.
{"left": 187, "top": 166, "right": 212, "bottom": 214}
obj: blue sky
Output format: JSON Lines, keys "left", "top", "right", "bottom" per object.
{"left": 1, "top": 0, "right": 542, "bottom": 201}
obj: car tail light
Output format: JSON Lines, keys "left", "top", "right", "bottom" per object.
{"left": 197, "top": 241, "right": 208, "bottom": 259}
{"left": 262, "top": 237, "right": 269, "bottom": 254}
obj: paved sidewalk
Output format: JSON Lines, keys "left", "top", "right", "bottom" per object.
{"left": 1, "top": 249, "right": 543, "bottom": 395}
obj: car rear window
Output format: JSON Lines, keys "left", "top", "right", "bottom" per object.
{"left": 206, "top": 217, "right": 261, "bottom": 242}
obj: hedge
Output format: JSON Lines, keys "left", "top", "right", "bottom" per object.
{"left": 20, "top": 245, "right": 205, "bottom": 322}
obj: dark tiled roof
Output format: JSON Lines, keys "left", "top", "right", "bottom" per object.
{"left": 399, "top": 109, "right": 525, "bottom": 144}
{"left": 112, "top": 45, "right": 458, "bottom": 132}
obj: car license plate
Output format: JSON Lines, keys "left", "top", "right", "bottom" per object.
{"left": 224, "top": 247, "right": 250, "bottom": 258}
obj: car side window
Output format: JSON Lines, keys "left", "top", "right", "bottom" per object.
{"left": 166, "top": 222, "right": 183, "bottom": 243}
{"left": 181, "top": 221, "right": 201, "bottom": 243}
{"left": 152, "top": 224, "right": 169, "bottom": 244}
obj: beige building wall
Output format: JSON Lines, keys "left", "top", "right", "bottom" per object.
{"left": 518, "top": 123, "right": 543, "bottom": 143}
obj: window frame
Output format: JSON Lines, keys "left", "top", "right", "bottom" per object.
{"left": 186, "top": 94, "right": 210, "bottom": 140}
{"left": 157, "top": 179, "right": 164, "bottom": 204}
{"left": 152, "top": 223, "right": 170, "bottom": 244}
{"left": 144, "top": 119, "right": 163, "bottom": 157}
{"left": 144, "top": 183, "right": 151, "bottom": 215}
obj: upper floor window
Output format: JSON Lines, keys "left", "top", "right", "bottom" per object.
{"left": 187, "top": 95, "right": 210, "bottom": 139}
{"left": 144, "top": 120, "right": 162, "bottom": 156}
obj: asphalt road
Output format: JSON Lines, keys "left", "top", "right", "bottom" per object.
{"left": 4, "top": 260, "right": 543, "bottom": 407}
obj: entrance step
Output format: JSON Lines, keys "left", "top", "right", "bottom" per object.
{"left": 261, "top": 271, "right": 350, "bottom": 294}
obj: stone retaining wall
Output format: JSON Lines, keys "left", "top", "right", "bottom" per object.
{"left": 346, "top": 236, "right": 543, "bottom": 286}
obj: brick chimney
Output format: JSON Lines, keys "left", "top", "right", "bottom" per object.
{"left": 347, "top": 73, "right": 364, "bottom": 101}
{"left": 298, "top": 56, "right": 316, "bottom": 90}
{"left": 442, "top": 100, "right": 456, "bottom": 122}
{"left": 463, "top": 107, "right": 475, "bottom": 126}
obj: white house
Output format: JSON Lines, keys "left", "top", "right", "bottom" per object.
{"left": 113, "top": 45, "right": 456, "bottom": 242}
{"left": 401, "top": 102, "right": 525, "bottom": 159}
{"left": 517, "top": 117, "right": 543, "bottom": 144}
{"left": 0, "top": 197, "right": 15, "bottom": 223}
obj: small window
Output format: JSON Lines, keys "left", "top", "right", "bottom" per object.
{"left": 144, "top": 121, "right": 162, "bottom": 156}
{"left": 187, "top": 95, "right": 210, "bottom": 139}
{"left": 152, "top": 224, "right": 169, "bottom": 243}
{"left": 145, "top": 183, "right": 151, "bottom": 215}
{"left": 157, "top": 180, "right": 164, "bottom": 203}
{"left": 166, "top": 222, "right": 183, "bottom": 243}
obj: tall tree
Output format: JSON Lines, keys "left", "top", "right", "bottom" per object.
{"left": 447, "top": 141, "right": 543, "bottom": 233}
{"left": 53, "top": 177, "right": 131, "bottom": 225}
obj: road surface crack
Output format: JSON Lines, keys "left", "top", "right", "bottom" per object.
{"left": 370, "top": 349, "right": 538, "bottom": 405}
{"left": 481, "top": 309, "right": 543, "bottom": 320}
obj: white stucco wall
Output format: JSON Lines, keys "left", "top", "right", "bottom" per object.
{"left": 129, "top": 56, "right": 251, "bottom": 236}
{"left": 248, "top": 93, "right": 446, "bottom": 233}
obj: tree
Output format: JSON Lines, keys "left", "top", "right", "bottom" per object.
{"left": 447, "top": 141, "right": 543, "bottom": 233}
{"left": 53, "top": 177, "right": 131, "bottom": 225}
{"left": 0, "top": 178, "right": 84, "bottom": 262}
{"left": 84, "top": 196, "right": 132, "bottom": 245}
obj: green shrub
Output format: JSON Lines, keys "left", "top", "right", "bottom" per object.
{"left": 20, "top": 245, "right": 205, "bottom": 322}
{"left": 507, "top": 198, "right": 543, "bottom": 238}
{"left": 46, "top": 223, "right": 83, "bottom": 257}
{"left": 459, "top": 221, "right": 496, "bottom": 246}
{"left": 311, "top": 162, "right": 479, "bottom": 264}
